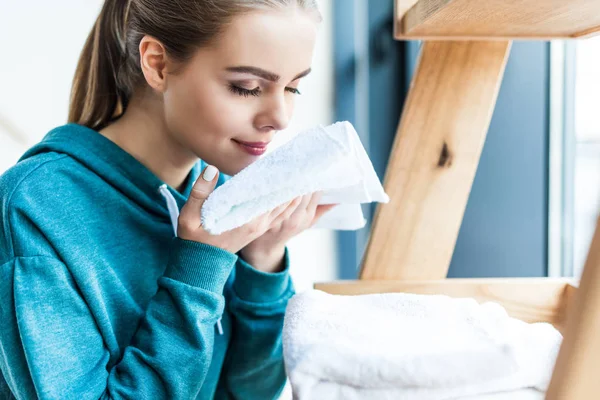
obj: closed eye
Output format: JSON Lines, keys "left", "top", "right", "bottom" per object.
{"left": 229, "top": 84, "right": 261, "bottom": 97}
{"left": 285, "top": 87, "right": 301, "bottom": 95}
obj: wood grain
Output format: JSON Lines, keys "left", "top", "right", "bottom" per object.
{"left": 547, "top": 217, "right": 600, "bottom": 399}
{"left": 395, "top": 0, "right": 600, "bottom": 40}
{"left": 394, "top": 0, "right": 420, "bottom": 38}
{"left": 359, "top": 40, "right": 510, "bottom": 280}
{"left": 315, "top": 278, "right": 576, "bottom": 331}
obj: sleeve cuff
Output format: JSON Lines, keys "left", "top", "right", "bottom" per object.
{"left": 233, "top": 247, "right": 292, "bottom": 303}
{"left": 164, "top": 237, "right": 237, "bottom": 292}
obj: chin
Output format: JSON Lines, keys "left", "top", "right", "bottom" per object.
{"left": 212, "top": 160, "right": 247, "bottom": 177}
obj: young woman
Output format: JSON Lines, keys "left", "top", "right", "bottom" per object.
{"left": 0, "top": 0, "right": 333, "bottom": 398}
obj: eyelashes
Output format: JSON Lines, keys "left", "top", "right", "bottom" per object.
{"left": 228, "top": 84, "right": 301, "bottom": 97}
{"left": 228, "top": 85, "right": 261, "bottom": 97}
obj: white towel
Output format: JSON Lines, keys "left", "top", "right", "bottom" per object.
{"left": 201, "top": 121, "right": 389, "bottom": 235}
{"left": 460, "top": 388, "right": 545, "bottom": 400}
{"left": 283, "top": 290, "right": 562, "bottom": 400}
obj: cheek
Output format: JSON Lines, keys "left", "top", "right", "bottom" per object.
{"left": 163, "top": 80, "right": 244, "bottom": 143}
{"left": 286, "top": 96, "right": 296, "bottom": 117}
{"left": 161, "top": 79, "right": 261, "bottom": 174}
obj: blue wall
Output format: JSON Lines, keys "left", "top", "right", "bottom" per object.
{"left": 334, "top": 0, "right": 406, "bottom": 279}
{"left": 448, "top": 42, "right": 550, "bottom": 278}
{"left": 333, "top": 0, "right": 360, "bottom": 279}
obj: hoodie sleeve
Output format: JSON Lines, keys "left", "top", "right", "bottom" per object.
{"left": 0, "top": 238, "right": 236, "bottom": 400}
{"left": 215, "top": 248, "right": 295, "bottom": 399}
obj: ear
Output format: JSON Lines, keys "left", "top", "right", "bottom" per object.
{"left": 139, "top": 35, "right": 170, "bottom": 92}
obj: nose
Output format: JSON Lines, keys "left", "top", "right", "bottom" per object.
{"left": 255, "top": 93, "right": 291, "bottom": 132}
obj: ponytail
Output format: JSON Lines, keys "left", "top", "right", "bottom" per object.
{"left": 68, "top": 0, "right": 132, "bottom": 131}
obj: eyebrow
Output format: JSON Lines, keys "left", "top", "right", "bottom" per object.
{"left": 225, "top": 66, "right": 312, "bottom": 82}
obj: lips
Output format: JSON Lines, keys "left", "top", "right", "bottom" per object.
{"left": 233, "top": 139, "right": 270, "bottom": 156}
{"left": 235, "top": 140, "right": 270, "bottom": 147}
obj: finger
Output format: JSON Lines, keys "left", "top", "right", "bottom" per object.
{"left": 267, "top": 196, "right": 299, "bottom": 221}
{"left": 295, "top": 193, "right": 313, "bottom": 213}
{"left": 179, "top": 165, "right": 219, "bottom": 228}
{"left": 243, "top": 199, "right": 292, "bottom": 236}
{"left": 289, "top": 193, "right": 317, "bottom": 221}
{"left": 271, "top": 196, "right": 303, "bottom": 226}
{"left": 307, "top": 191, "right": 324, "bottom": 213}
{"left": 278, "top": 194, "right": 312, "bottom": 231}
{"left": 243, "top": 197, "right": 297, "bottom": 238}
{"left": 247, "top": 199, "right": 291, "bottom": 229}
{"left": 269, "top": 198, "right": 295, "bottom": 219}
{"left": 310, "top": 204, "right": 338, "bottom": 227}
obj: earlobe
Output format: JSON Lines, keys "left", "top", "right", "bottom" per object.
{"left": 139, "top": 35, "right": 168, "bottom": 92}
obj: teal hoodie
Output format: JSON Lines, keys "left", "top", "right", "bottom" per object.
{"left": 0, "top": 124, "right": 294, "bottom": 399}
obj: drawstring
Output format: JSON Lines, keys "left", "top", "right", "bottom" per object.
{"left": 159, "top": 184, "right": 224, "bottom": 336}
{"left": 216, "top": 318, "right": 224, "bottom": 336}
{"left": 158, "top": 184, "right": 179, "bottom": 236}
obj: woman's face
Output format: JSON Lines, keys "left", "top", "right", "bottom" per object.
{"left": 163, "top": 9, "right": 319, "bottom": 176}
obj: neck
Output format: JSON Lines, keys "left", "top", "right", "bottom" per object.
{"left": 99, "top": 91, "right": 198, "bottom": 192}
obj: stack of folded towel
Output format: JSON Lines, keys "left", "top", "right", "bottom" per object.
{"left": 201, "top": 121, "right": 389, "bottom": 234}
{"left": 283, "top": 290, "right": 562, "bottom": 400}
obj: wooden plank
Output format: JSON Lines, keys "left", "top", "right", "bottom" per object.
{"left": 314, "top": 278, "right": 576, "bottom": 331}
{"left": 359, "top": 41, "right": 510, "bottom": 280}
{"left": 547, "top": 217, "right": 600, "bottom": 399}
{"left": 394, "top": 0, "right": 420, "bottom": 39}
{"left": 395, "top": 0, "right": 600, "bottom": 40}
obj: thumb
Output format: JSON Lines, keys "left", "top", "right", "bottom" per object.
{"left": 179, "top": 165, "right": 219, "bottom": 229}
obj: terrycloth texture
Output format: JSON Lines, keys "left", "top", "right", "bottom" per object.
{"left": 283, "top": 290, "right": 562, "bottom": 400}
{"left": 0, "top": 124, "right": 294, "bottom": 400}
{"left": 201, "top": 121, "right": 389, "bottom": 234}
{"left": 461, "top": 388, "right": 545, "bottom": 399}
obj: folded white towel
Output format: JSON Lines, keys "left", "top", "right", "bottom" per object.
{"left": 460, "top": 388, "right": 545, "bottom": 400}
{"left": 283, "top": 290, "right": 562, "bottom": 400}
{"left": 201, "top": 121, "right": 389, "bottom": 234}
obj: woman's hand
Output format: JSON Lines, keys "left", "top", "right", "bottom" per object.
{"left": 239, "top": 192, "right": 337, "bottom": 273}
{"left": 177, "top": 165, "right": 300, "bottom": 254}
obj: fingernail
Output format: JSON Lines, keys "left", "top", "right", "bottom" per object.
{"left": 202, "top": 165, "right": 218, "bottom": 181}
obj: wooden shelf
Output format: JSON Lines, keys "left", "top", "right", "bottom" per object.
{"left": 395, "top": 0, "right": 600, "bottom": 39}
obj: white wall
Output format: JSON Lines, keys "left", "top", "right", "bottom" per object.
{"left": 0, "top": 0, "right": 337, "bottom": 293}
{"left": 0, "top": 2, "right": 105, "bottom": 158}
